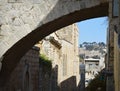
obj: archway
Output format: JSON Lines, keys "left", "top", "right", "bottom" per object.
{"left": 0, "top": 0, "right": 109, "bottom": 86}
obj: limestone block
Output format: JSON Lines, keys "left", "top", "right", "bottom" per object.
{"left": 32, "top": 0, "right": 41, "bottom": 4}
{"left": 8, "top": 0, "right": 23, "bottom": 3}
{"left": 0, "top": 0, "right": 109, "bottom": 61}
{"left": 0, "top": 0, "right": 7, "bottom": 5}
{"left": 0, "top": 41, "right": 10, "bottom": 57}
{"left": 0, "top": 16, "right": 6, "bottom": 25}
{"left": 0, "top": 4, "right": 13, "bottom": 14}
{"left": 13, "top": 26, "right": 29, "bottom": 38}
{"left": 21, "top": 14, "right": 34, "bottom": 25}
{"left": 21, "top": 4, "right": 33, "bottom": 12}
{"left": 5, "top": 10, "right": 20, "bottom": 24}
{"left": 0, "top": 25, "right": 12, "bottom": 36}
{"left": 13, "top": 17, "right": 24, "bottom": 26}
{"left": 4, "top": 36, "right": 17, "bottom": 47}
{"left": 22, "top": 24, "right": 32, "bottom": 33}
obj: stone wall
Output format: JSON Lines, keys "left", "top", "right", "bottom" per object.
{"left": 113, "top": 0, "right": 120, "bottom": 91}
{"left": 108, "top": 0, "right": 119, "bottom": 91}
{"left": 1, "top": 23, "right": 81, "bottom": 90}
{"left": 0, "top": 0, "right": 109, "bottom": 84}
{"left": 0, "top": 0, "right": 108, "bottom": 59}
{"left": 3, "top": 46, "right": 40, "bottom": 91}
{"left": 2, "top": 46, "right": 58, "bottom": 91}
{"left": 37, "top": 24, "right": 80, "bottom": 91}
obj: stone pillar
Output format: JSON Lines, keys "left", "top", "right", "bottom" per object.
{"left": 108, "top": 0, "right": 120, "bottom": 91}
{"left": 106, "top": 1, "right": 115, "bottom": 91}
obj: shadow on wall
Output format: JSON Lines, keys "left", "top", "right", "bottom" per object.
{"left": 0, "top": 0, "right": 108, "bottom": 88}
{"left": 77, "top": 73, "right": 85, "bottom": 91}
{"left": 40, "top": 62, "right": 80, "bottom": 91}
{"left": 60, "top": 76, "right": 79, "bottom": 91}
{"left": 2, "top": 47, "right": 40, "bottom": 91}
{"left": 39, "top": 60, "right": 58, "bottom": 91}
{"left": 39, "top": 57, "right": 80, "bottom": 91}
{"left": 1, "top": 46, "right": 81, "bottom": 91}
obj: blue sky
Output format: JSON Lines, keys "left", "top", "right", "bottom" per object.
{"left": 76, "top": 17, "right": 108, "bottom": 44}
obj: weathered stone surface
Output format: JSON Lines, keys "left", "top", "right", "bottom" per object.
{"left": 38, "top": 24, "right": 80, "bottom": 88}
{"left": 3, "top": 47, "right": 40, "bottom": 91}
{"left": 0, "top": 0, "right": 108, "bottom": 58}
{"left": 0, "top": 0, "right": 109, "bottom": 86}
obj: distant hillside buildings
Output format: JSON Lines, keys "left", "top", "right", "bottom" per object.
{"left": 79, "top": 42, "right": 106, "bottom": 87}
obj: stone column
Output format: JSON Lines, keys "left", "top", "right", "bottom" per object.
{"left": 106, "top": 0, "right": 115, "bottom": 91}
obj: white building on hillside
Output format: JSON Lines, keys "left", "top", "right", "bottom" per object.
{"left": 84, "top": 58, "right": 100, "bottom": 87}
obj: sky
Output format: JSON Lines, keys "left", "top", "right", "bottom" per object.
{"left": 77, "top": 17, "right": 108, "bottom": 44}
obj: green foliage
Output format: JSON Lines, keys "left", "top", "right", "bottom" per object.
{"left": 86, "top": 72, "right": 106, "bottom": 91}
{"left": 40, "top": 54, "right": 49, "bottom": 61}
{"left": 80, "top": 42, "right": 106, "bottom": 53}
{"left": 39, "top": 54, "right": 52, "bottom": 71}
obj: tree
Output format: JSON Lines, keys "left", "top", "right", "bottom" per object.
{"left": 92, "top": 42, "right": 97, "bottom": 45}
{"left": 86, "top": 71, "right": 106, "bottom": 91}
{"left": 80, "top": 44, "right": 83, "bottom": 48}
{"left": 98, "top": 42, "right": 106, "bottom": 47}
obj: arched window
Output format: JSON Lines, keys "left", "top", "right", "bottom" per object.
{"left": 23, "top": 63, "right": 32, "bottom": 91}
{"left": 24, "top": 70, "right": 29, "bottom": 91}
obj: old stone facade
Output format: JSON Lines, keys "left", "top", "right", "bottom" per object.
{"left": 0, "top": 0, "right": 109, "bottom": 86}
{"left": 36, "top": 24, "right": 80, "bottom": 91}
{"left": 107, "top": 0, "right": 119, "bottom": 91}
{"left": 2, "top": 46, "right": 53, "bottom": 91}
{"left": 2, "top": 46, "right": 40, "bottom": 91}
{"left": 1, "top": 0, "right": 120, "bottom": 91}
{"left": 111, "top": 0, "right": 120, "bottom": 91}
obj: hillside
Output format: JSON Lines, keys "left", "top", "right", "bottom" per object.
{"left": 79, "top": 42, "right": 106, "bottom": 59}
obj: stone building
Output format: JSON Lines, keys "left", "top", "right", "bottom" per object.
{"left": 36, "top": 24, "right": 80, "bottom": 91}
{"left": 0, "top": 0, "right": 120, "bottom": 91}
{"left": 3, "top": 46, "right": 40, "bottom": 91}
{"left": 84, "top": 58, "right": 100, "bottom": 86}
{"left": 0, "top": 24, "right": 79, "bottom": 91}
{"left": 106, "top": 0, "right": 119, "bottom": 91}
{"left": 110, "top": 0, "right": 120, "bottom": 91}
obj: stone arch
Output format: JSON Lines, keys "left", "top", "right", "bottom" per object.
{"left": 0, "top": 0, "right": 109, "bottom": 85}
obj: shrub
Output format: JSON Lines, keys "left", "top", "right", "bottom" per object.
{"left": 86, "top": 72, "right": 106, "bottom": 91}
{"left": 39, "top": 54, "right": 52, "bottom": 73}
